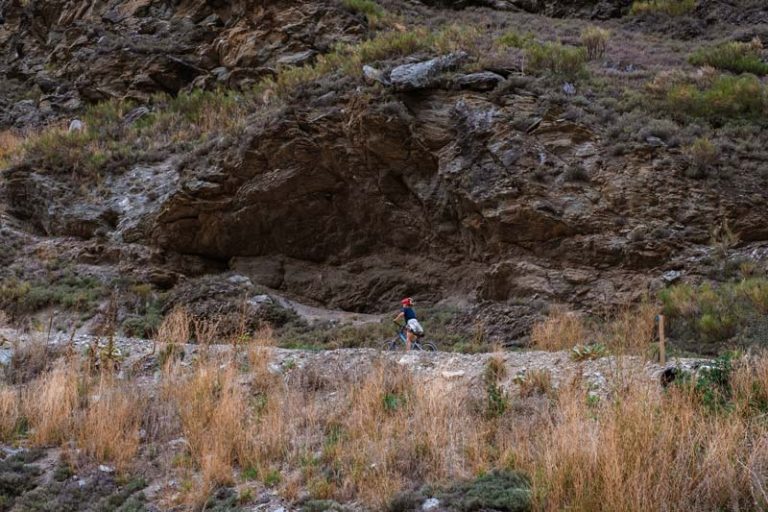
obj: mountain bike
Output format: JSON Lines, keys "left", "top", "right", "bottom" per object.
{"left": 381, "top": 323, "right": 437, "bottom": 352}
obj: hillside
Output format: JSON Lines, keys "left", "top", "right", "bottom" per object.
{"left": 3, "top": 0, "right": 768, "bottom": 510}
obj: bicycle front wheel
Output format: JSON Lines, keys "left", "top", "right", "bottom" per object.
{"left": 415, "top": 341, "right": 437, "bottom": 352}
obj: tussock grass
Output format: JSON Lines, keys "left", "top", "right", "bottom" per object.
{"left": 78, "top": 375, "right": 143, "bottom": 471}
{"left": 530, "top": 307, "right": 587, "bottom": 351}
{"left": 0, "top": 384, "right": 22, "bottom": 441}
{"left": 23, "top": 361, "right": 78, "bottom": 446}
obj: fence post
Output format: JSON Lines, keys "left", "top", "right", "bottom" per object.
{"left": 658, "top": 314, "right": 666, "bottom": 365}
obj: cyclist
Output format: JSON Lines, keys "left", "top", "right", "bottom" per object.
{"left": 393, "top": 297, "right": 423, "bottom": 351}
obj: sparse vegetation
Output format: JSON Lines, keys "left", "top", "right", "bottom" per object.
{"left": 630, "top": 0, "right": 696, "bottom": 16}
{"left": 0, "top": 273, "right": 106, "bottom": 317}
{"left": 689, "top": 38, "right": 768, "bottom": 76}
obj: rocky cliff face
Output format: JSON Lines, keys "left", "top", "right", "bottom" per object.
{"left": 2, "top": 0, "right": 768, "bottom": 342}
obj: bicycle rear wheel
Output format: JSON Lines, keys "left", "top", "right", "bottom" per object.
{"left": 381, "top": 339, "right": 399, "bottom": 351}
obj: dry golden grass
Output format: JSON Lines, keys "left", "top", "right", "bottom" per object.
{"left": 0, "top": 130, "right": 23, "bottom": 168}
{"left": 603, "top": 301, "right": 657, "bottom": 355}
{"left": 166, "top": 358, "right": 248, "bottom": 504}
{"left": 78, "top": 375, "right": 143, "bottom": 471}
{"left": 157, "top": 306, "right": 191, "bottom": 345}
{"left": 531, "top": 307, "right": 588, "bottom": 350}
{"left": 23, "top": 361, "right": 78, "bottom": 445}
{"left": 0, "top": 384, "right": 21, "bottom": 441}
{"left": 3, "top": 325, "right": 768, "bottom": 510}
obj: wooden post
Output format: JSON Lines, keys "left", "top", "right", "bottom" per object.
{"left": 658, "top": 314, "right": 666, "bottom": 365}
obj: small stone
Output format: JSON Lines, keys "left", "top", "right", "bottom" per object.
{"left": 455, "top": 71, "right": 504, "bottom": 91}
{"left": 662, "top": 270, "right": 682, "bottom": 283}
{"left": 422, "top": 497, "right": 441, "bottom": 511}
{"left": 277, "top": 50, "right": 316, "bottom": 67}
{"left": 68, "top": 119, "right": 84, "bottom": 132}
{"left": 363, "top": 65, "right": 388, "bottom": 85}
{"left": 249, "top": 294, "right": 273, "bottom": 305}
{"left": 123, "top": 106, "right": 150, "bottom": 125}
{"left": 627, "top": 225, "right": 648, "bottom": 242}
{"left": 563, "top": 82, "right": 576, "bottom": 95}
{"left": 441, "top": 370, "right": 465, "bottom": 379}
{"left": 646, "top": 136, "right": 666, "bottom": 147}
{"left": 98, "top": 465, "right": 115, "bottom": 473}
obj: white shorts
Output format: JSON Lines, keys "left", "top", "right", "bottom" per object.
{"left": 406, "top": 318, "right": 424, "bottom": 336}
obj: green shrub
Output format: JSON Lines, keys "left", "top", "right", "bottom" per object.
{"left": 342, "top": 0, "right": 385, "bottom": 21}
{"left": 630, "top": 0, "right": 696, "bottom": 16}
{"left": 525, "top": 42, "right": 587, "bottom": 80}
{"left": 685, "top": 137, "right": 718, "bottom": 172}
{"left": 484, "top": 357, "right": 509, "bottom": 418}
{"left": 580, "top": 26, "right": 610, "bottom": 60}
{"left": 570, "top": 343, "right": 609, "bottom": 361}
{"left": 663, "top": 74, "right": 767, "bottom": 121}
{"left": 496, "top": 30, "right": 534, "bottom": 49}
{"left": 689, "top": 39, "right": 768, "bottom": 76}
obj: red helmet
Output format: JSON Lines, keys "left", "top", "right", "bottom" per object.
{"left": 401, "top": 297, "right": 413, "bottom": 307}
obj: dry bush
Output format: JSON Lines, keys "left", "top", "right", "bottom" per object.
{"left": 157, "top": 307, "right": 191, "bottom": 345}
{"left": 7, "top": 336, "right": 62, "bottom": 384}
{"left": 686, "top": 137, "right": 718, "bottom": 171}
{"left": 78, "top": 376, "right": 143, "bottom": 471}
{"left": 531, "top": 307, "right": 588, "bottom": 351}
{"left": 24, "top": 362, "right": 78, "bottom": 445}
{"left": 247, "top": 326, "right": 279, "bottom": 393}
{"left": 603, "top": 302, "right": 657, "bottom": 356}
{"left": 0, "top": 385, "right": 21, "bottom": 441}
{"left": 518, "top": 369, "right": 554, "bottom": 398}
{"left": 581, "top": 26, "right": 610, "bottom": 60}
{"left": 192, "top": 315, "right": 222, "bottom": 346}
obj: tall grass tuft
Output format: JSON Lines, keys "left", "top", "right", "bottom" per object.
{"left": 23, "top": 361, "right": 79, "bottom": 446}
{"left": 530, "top": 307, "right": 587, "bottom": 351}
{"left": 78, "top": 375, "right": 143, "bottom": 471}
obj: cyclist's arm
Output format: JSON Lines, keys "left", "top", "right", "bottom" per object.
{"left": 393, "top": 311, "right": 404, "bottom": 323}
